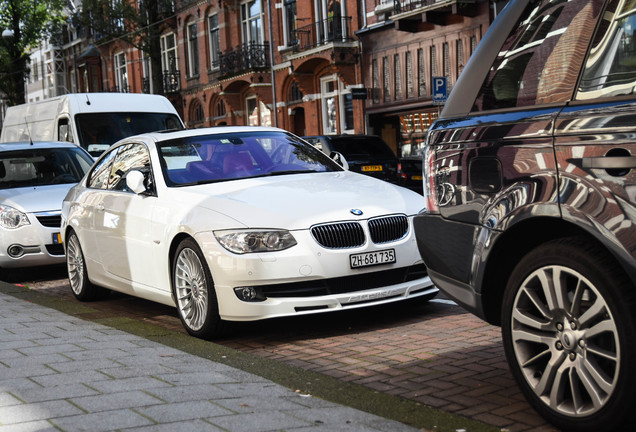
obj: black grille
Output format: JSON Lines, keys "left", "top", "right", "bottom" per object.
{"left": 259, "top": 264, "right": 428, "bottom": 298}
{"left": 45, "top": 244, "right": 65, "bottom": 256}
{"left": 311, "top": 222, "right": 365, "bottom": 249}
{"left": 369, "top": 215, "right": 408, "bottom": 244}
{"left": 36, "top": 215, "right": 62, "bottom": 228}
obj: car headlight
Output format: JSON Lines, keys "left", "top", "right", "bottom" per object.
{"left": 214, "top": 230, "right": 297, "bottom": 254}
{"left": 0, "top": 205, "right": 30, "bottom": 229}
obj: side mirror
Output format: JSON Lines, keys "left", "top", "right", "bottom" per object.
{"left": 126, "top": 170, "right": 147, "bottom": 194}
{"left": 330, "top": 151, "right": 349, "bottom": 170}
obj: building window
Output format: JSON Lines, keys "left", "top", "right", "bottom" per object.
{"left": 470, "top": 35, "right": 477, "bottom": 55}
{"left": 161, "top": 33, "right": 178, "bottom": 72}
{"left": 208, "top": 14, "right": 220, "bottom": 69}
{"left": 217, "top": 100, "right": 226, "bottom": 117}
{"left": 284, "top": 0, "right": 297, "bottom": 47}
{"left": 320, "top": 74, "right": 353, "bottom": 134}
{"left": 443, "top": 42, "right": 451, "bottom": 84}
{"left": 383, "top": 56, "right": 390, "bottom": 102}
{"left": 289, "top": 81, "right": 303, "bottom": 103}
{"left": 372, "top": 58, "right": 379, "bottom": 104}
{"left": 430, "top": 45, "right": 438, "bottom": 84}
{"left": 114, "top": 51, "right": 128, "bottom": 92}
{"left": 187, "top": 22, "right": 199, "bottom": 77}
{"left": 418, "top": 48, "right": 426, "bottom": 97}
{"left": 406, "top": 51, "right": 414, "bottom": 99}
{"left": 190, "top": 99, "right": 204, "bottom": 126}
{"left": 241, "top": 0, "right": 264, "bottom": 45}
{"left": 321, "top": 77, "right": 338, "bottom": 134}
{"left": 394, "top": 53, "right": 402, "bottom": 101}
{"left": 457, "top": 39, "right": 465, "bottom": 77}
{"left": 246, "top": 95, "right": 271, "bottom": 126}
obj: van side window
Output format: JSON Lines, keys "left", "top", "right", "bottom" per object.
{"left": 472, "top": 0, "right": 604, "bottom": 112}
{"left": 58, "top": 118, "right": 74, "bottom": 143}
{"left": 576, "top": 0, "right": 636, "bottom": 100}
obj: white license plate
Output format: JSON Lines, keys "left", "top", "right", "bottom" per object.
{"left": 52, "top": 233, "right": 62, "bottom": 244}
{"left": 350, "top": 249, "right": 396, "bottom": 269}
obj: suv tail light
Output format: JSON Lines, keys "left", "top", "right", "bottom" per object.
{"left": 423, "top": 145, "right": 439, "bottom": 213}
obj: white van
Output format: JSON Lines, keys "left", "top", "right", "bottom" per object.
{"left": 0, "top": 93, "right": 184, "bottom": 156}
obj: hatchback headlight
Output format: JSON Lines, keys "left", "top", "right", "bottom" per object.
{"left": 0, "top": 205, "right": 30, "bottom": 229}
{"left": 214, "top": 230, "right": 297, "bottom": 254}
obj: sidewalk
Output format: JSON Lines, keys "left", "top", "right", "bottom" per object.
{"left": 0, "top": 283, "right": 496, "bottom": 432}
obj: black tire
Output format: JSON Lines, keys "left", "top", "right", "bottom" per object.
{"left": 172, "top": 238, "right": 227, "bottom": 339}
{"left": 66, "top": 230, "right": 109, "bottom": 301}
{"left": 502, "top": 237, "right": 636, "bottom": 431}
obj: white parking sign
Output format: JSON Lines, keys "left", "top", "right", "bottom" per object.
{"left": 432, "top": 76, "right": 447, "bottom": 104}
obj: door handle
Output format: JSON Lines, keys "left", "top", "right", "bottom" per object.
{"left": 581, "top": 156, "right": 636, "bottom": 169}
{"left": 96, "top": 204, "right": 105, "bottom": 212}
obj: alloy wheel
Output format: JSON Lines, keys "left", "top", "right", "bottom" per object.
{"left": 510, "top": 264, "right": 619, "bottom": 417}
{"left": 174, "top": 247, "right": 209, "bottom": 331}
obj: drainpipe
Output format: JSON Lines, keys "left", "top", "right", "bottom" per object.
{"left": 266, "top": 0, "right": 278, "bottom": 127}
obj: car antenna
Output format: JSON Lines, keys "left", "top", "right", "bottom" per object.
{"left": 24, "top": 116, "right": 34, "bottom": 145}
{"left": 85, "top": 94, "right": 91, "bottom": 105}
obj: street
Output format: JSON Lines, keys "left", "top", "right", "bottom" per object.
{"left": 3, "top": 265, "right": 558, "bottom": 432}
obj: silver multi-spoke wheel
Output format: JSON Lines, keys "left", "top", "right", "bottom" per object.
{"left": 510, "top": 264, "right": 619, "bottom": 417}
{"left": 174, "top": 247, "right": 209, "bottom": 332}
{"left": 65, "top": 231, "right": 106, "bottom": 301}
{"left": 66, "top": 233, "right": 86, "bottom": 296}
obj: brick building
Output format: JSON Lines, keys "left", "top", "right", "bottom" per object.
{"left": 19, "top": 0, "right": 504, "bottom": 156}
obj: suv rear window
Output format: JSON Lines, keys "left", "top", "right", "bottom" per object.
{"left": 331, "top": 137, "right": 395, "bottom": 158}
{"left": 472, "top": 0, "right": 604, "bottom": 112}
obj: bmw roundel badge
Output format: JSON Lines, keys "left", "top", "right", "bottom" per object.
{"left": 350, "top": 209, "right": 363, "bottom": 216}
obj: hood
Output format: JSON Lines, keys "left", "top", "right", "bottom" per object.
{"left": 173, "top": 171, "right": 425, "bottom": 230}
{"left": 0, "top": 184, "right": 74, "bottom": 213}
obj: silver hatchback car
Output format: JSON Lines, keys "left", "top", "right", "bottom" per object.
{"left": 0, "top": 142, "right": 94, "bottom": 273}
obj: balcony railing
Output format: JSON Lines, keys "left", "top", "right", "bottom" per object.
{"left": 292, "top": 17, "right": 353, "bottom": 52}
{"left": 393, "top": 0, "right": 438, "bottom": 14}
{"left": 141, "top": 71, "right": 181, "bottom": 94}
{"left": 219, "top": 42, "right": 270, "bottom": 77}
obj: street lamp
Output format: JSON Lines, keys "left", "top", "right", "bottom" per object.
{"left": 2, "top": 29, "right": 14, "bottom": 39}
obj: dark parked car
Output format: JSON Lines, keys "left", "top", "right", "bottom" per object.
{"left": 303, "top": 135, "right": 398, "bottom": 183}
{"left": 414, "top": 0, "right": 636, "bottom": 430}
{"left": 397, "top": 157, "right": 423, "bottom": 194}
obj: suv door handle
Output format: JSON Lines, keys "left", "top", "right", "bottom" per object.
{"left": 581, "top": 156, "right": 636, "bottom": 169}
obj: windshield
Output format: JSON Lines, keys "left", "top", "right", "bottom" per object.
{"left": 0, "top": 147, "right": 94, "bottom": 189}
{"left": 159, "top": 131, "right": 343, "bottom": 186}
{"left": 75, "top": 112, "right": 183, "bottom": 157}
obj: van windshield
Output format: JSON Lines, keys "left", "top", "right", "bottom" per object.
{"left": 75, "top": 112, "right": 183, "bottom": 157}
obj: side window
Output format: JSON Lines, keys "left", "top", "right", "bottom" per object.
{"left": 577, "top": 0, "right": 636, "bottom": 100}
{"left": 472, "top": 0, "right": 604, "bottom": 112}
{"left": 108, "top": 143, "right": 151, "bottom": 192}
{"left": 88, "top": 149, "right": 118, "bottom": 189}
{"left": 57, "top": 118, "right": 73, "bottom": 143}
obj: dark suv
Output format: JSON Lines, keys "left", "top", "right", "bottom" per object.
{"left": 414, "top": 0, "right": 636, "bottom": 430}
{"left": 302, "top": 135, "right": 398, "bottom": 183}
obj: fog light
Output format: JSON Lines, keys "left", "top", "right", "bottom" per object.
{"left": 7, "top": 244, "right": 24, "bottom": 258}
{"left": 233, "top": 286, "right": 265, "bottom": 302}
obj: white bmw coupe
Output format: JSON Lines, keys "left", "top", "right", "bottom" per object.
{"left": 61, "top": 127, "right": 436, "bottom": 339}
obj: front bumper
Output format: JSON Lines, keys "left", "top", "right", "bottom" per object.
{"left": 0, "top": 216, "right": 65, "bottom": 268}
{"left": 195, "top": 225, "right": 437, "bottom": 321}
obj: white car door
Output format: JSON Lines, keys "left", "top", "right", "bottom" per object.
{"left": 93, "top": 143, "right": 159, "bottom": 287}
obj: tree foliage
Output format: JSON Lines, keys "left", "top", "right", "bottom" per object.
{"left": 0, "top": 0, "right": 67, "bottom": 105}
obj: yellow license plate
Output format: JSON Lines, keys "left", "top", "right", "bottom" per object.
{"left": 411, "top": 175, "right": 423, "bottom": 180}
{"left": 362, "top": 165, "right": 383, "bottom": 172}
